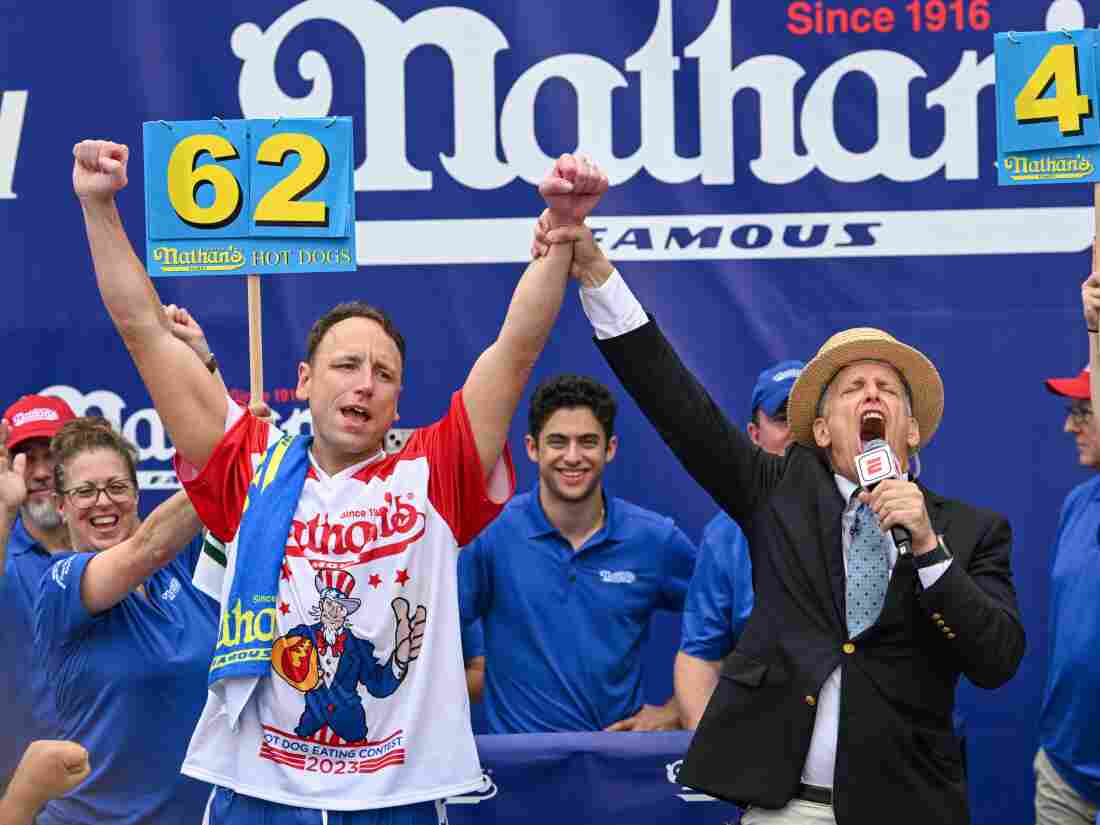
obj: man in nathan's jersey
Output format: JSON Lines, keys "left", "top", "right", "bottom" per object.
{"left": 73, "top": 138, "right": 606, "bottom": 825}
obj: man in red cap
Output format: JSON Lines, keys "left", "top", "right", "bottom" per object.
{"left": 1034, "top": 359, "right": 1100, "bottom": 825}
{"left": 0, "top": 394, "right": 76, "bottom": 791}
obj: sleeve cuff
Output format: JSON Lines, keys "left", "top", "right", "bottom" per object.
{"left": 578, "top": 269, "right": 649, "bottom": 340}
{"left": 917, "top": 557, "right": 953, "bottom": 589}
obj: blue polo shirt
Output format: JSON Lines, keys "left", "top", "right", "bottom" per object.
{"left": 1039, "top": 474, "right": 1100, "bottom": 805}
{"left": 458, "top": 486, "right": 696, "bottom": 733}
{"left": 34, "top": 537, "right": 218, "bottom": 825}
{"left": 0, "top": 518, "right": 72, "bottom": 781}
{"left": 679, "top": 511, "right": 755, "bottom": 661}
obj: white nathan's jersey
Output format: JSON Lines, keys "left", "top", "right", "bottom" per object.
{"left": 178, "top": 392, "right": 513, "bottom": 810}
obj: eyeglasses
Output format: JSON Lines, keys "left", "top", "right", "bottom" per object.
{"left": 62, "top": 479, "right": 136, "bottom": 509}
{"left": 1066, "top": 404, "right": 1094, "bottom": 427}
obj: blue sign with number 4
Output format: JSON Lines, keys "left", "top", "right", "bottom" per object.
{"left": 995, "top": 29, "right": 1100, "bottom": 186}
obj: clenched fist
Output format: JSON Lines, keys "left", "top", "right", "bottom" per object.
{"left": 72, "top": 140, "right": 129, "bottom": 203}
{"left": 538, "top": 154, "right": 608, "bottom": 228}
{"left": 4, "top": 740, "right": 90, "bottom": 814}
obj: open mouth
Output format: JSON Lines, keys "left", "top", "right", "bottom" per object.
{"left": 860, "top": 410, "right": 885, "bottom": 444}
{"left": 340, "top": 405, "right": 371, "bottom": 425}
{"left": 557, "top": 468, "right": 589, "bottom": 484}
{"left": 90, "top": 514, "right": 120, "bottom": 530}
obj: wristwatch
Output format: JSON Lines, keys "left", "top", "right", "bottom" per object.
{"left": 914, "top": 535, "right": 952, "bottom": 569}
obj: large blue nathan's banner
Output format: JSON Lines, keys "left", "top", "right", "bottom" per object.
{"left": 2, "top": 2, "right": 1097, "bottom": 824}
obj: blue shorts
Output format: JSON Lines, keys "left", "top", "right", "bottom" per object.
{"left": 204, "top": 787, "right": 446, "bottom": 825}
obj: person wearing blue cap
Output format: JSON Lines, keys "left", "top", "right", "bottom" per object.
{"left": 674, "top": 360, "right": 803, "bottom": 729}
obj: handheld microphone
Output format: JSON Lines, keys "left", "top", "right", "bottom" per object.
{"left": 854, "top": 438, "right": 912, "bottom": 555}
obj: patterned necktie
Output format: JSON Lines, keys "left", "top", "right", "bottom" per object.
{"left": 846, "top": 501, "right": 891, "bottom": 637}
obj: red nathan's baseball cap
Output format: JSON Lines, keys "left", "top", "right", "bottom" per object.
{"left": 1044, "top": 365, "right": 1091, "bottom": 400}
{"left": 2, "top": 395, "right": 77, "bottom": 451}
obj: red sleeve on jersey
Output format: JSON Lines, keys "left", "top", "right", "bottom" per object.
{"left": 171, "top": 412, "right": 272, "bottom": 543}
{"left": 409, "top": 389, "right": 515, "bottom": 547}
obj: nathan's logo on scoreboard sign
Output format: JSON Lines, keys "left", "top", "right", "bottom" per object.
{"left": 229, "top": 0, "right": 1093, "bottom": 263}
{"left": 1001, "top": 154, "right": 1095, "bottom": 182}
{"left": 37, "top": 385, "right": 312, "bottom": 491}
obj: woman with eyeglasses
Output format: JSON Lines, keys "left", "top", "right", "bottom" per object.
{"left": 26, "top": 417, "right": 218, "bottom": 825}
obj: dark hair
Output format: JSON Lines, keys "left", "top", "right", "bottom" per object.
{"left": 528, "top": 375, "right": 617, "bottom": 441}
{"left": 51, "top": 417, "right": 139, "bottom": 492}
{"left": 305, "top": 302, "right": 406, "bottom": 367}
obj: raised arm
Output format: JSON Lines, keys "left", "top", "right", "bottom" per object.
{"left": 1084, "top": 272, "right": 1100, "bottom": 404}
{"left": 462, "top": 155, "right": 608, "bottom": 477}
{"left": 535, "top": 221, "right": 784, "bottom": 526}
{"left": 80, "top": 490, "right": 202, "bottom": 614}
{"left": 73, "top": 140, "right": 227, "bottom": 468}
{"left": 0, "top": 423, "right": 26, "bottom": 579}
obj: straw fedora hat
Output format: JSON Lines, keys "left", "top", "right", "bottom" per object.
{"left": 787, "top": 327, "right": 944, "bottom": 450}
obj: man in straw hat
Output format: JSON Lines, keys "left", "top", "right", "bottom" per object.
{"left": 531, "top": 219, "right": 1024, "bottom": 825}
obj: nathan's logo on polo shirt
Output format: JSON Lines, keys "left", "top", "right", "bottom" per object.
{"left": 599, "top": 569, "right": 637, "bottom": 584}
{"left": 162, "top": 577, "right": 182, "bottom": 602}
{"left": 50, "top": 556, "right": 75, "bottom": 590}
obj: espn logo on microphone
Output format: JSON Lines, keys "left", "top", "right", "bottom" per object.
{"left": 856, "top": 444, "right": 898, "bottom": 489}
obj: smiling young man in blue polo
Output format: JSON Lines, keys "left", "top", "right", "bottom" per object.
{"left": 458, "top": 374, "right": 697, "bottom": 733}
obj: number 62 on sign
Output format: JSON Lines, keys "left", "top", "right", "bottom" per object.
{"left": 994, "top": 29, "right": 1100, "bottom": 186}
{"left": 142, "top": 117, "right": 356, "bottom": 276}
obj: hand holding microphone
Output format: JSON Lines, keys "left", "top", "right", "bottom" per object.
{"left": 855, "top": 439, "right": 937, "bottom": 555}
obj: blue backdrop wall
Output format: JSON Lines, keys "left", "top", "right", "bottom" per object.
{"left": 2, "top": 2, "right": 1095, "bottom": 823}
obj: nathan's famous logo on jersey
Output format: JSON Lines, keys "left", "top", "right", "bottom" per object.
{"left": 230, "top": 0, "right": 1092, "bottom": 261}
{"left": 37, "top": 385, "right": 312, "bottom": 491}
{"left": 286, "top": 493, "right": 426, "bottom": 569}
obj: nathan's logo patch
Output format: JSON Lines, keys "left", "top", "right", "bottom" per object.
{"left": 273, "top": 635, "right": 320, "bottom": 691}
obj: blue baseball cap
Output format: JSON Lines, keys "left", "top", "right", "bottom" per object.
{"left": 750, "top": 360, "right": 805, "bottom": 419}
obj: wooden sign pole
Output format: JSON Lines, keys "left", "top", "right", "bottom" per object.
{"left": 248, "top": 275, "right": 264, "bottom": 413}
{"left": 1094, "top": 184, "right": 1100, "bottom": 275}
